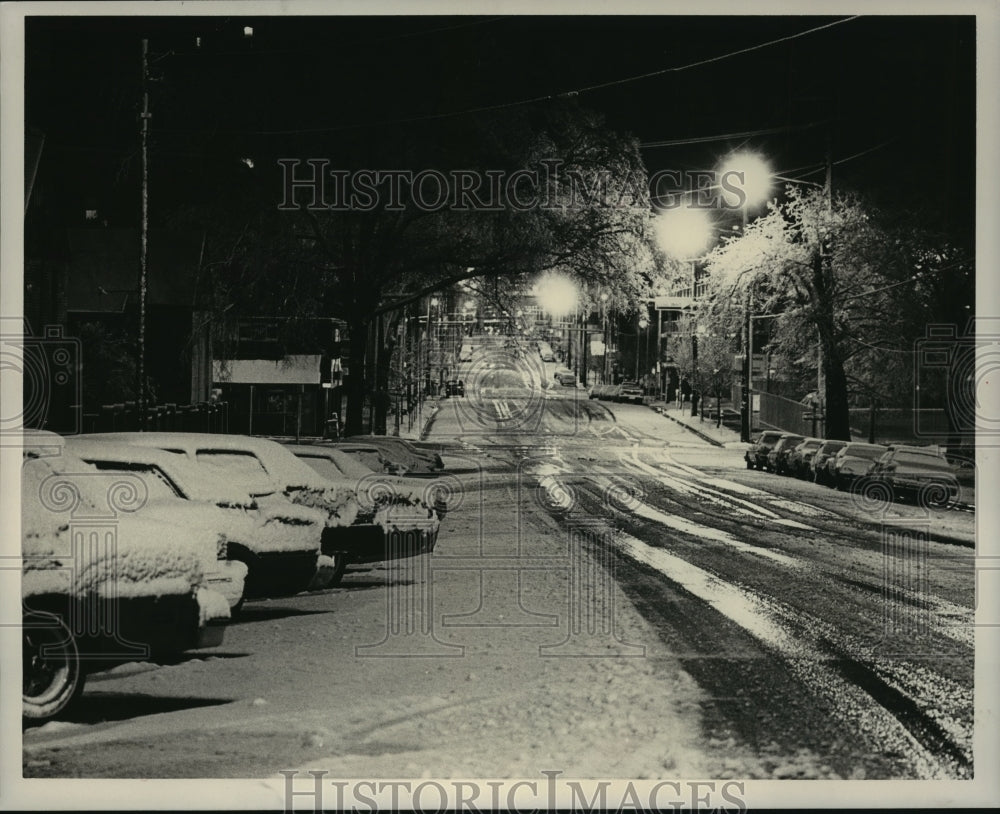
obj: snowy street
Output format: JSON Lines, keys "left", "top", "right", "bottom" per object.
{"left": 23, "top": 384, "right": 975, "bottom": 781}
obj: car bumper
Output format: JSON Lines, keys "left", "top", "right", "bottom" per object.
{"left": 885, "top": 476, "right": 959, "bottom": 496}
{"left": 243, "top": 550, "right": 320, "bottom": 599}
{"left": 205, "top": 560, "right": 249, "bottom": 609}
{"left": 327, "top": 521, "right": 439, "bottom": 564}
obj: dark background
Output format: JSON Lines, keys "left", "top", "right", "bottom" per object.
{"left": 25, "top": 14, "right": 975, "bottom": 244}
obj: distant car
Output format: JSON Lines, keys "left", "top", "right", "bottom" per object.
{"left": 287, "top": 445, "right": 442, "bottom": 561}
{"left": 617, "top": 381, "right": 644, "bottom": 404}
{"left": 22, "top": 442, "right": 231, "bottom": 723}
{"left": 555, "top": 372, "right": 578, "bottom": 387}
{"left": 445, "top": 379, "right": 465, "bottom": 397}
{"left": 706, "top": 405, "right": 742, "bottom": 428}
{"left": 868, "top": 445, "right": 960, "bottom": 507}
{"left": 811, "top": 440, "right": 848, "bottom": 485}
{"left": 786, "top": 438, "right": 823, "bottom": 479}
{"left": 831, "top": 442, "right": 887, "bottom": 490}
{"left": 766, "top": 434, "right": 805, "bottom": 475}
{"left": 459, "top": 345, "right": 474, "bottom": 362}
{"left": 745, "top": 430, "right": 783, "bottom": 470}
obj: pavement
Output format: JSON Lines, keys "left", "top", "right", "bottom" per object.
{"left": 394, "top": 399, "right": 443, "bottom": 441}
{"left": 647, "top": 398, "right": 746, "bottom": 449}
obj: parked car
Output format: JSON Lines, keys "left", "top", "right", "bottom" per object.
{"left": 66, "top": 437, "right": 325, "bottom": 606}
{"left": 831, "top": 442, "right": 887, "bottom": 490}
{"left": 745, "top": 430, "right": 783, "bottom": 470}
{"left": 81, "top": 433, "right": 376, "bottom": 586}
{"left": 445, "top": 379, "right": 465, "bottom": 397}
{"left": 706, "top": 404, "right": 742, "bottom": 428}
{"left": 22, "top": 442, "right": 232, "bottom": 723}
{"left": 868, "top": 445, "right": 960, "bottom": 507}
{"left": 587, "top": 384, "right": 621, "bottom": 401}
{"left": 617, "top": 381, "right": 644, "bottom": 404}
{"left": 555, "top": 372, "right": 578, "bottom": 387}
{"left": 811, "top": 440, "right": 848, "bottom": 485}
{"left": 286, "top": 445, "right": 442, "bottom": 562}
{"left": 766, "top": 434, "right": 806, "bottom": 475}
{"left": 334, "top": 435, "right": 445, "bottom": 477}
{"left": 786, "top": 438, "right": 823, "bottom": 479}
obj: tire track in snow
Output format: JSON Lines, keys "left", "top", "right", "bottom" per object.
{"left": 609, "top": 528, "right": 972, "bottom": 779}
{"left": 623, "top": 450, "right": 815, "bottom": 530}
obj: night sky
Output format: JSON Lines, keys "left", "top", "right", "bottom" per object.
{"left": 25, "top": 13, "right": 976, "bottom": 244}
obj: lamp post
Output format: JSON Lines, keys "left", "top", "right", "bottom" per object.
{"left": 719, "top": 151, "right": 773, "bottom": 442}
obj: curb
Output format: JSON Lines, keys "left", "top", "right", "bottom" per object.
{"left": 650, "top": 405, "right": 725, "bottom": 448}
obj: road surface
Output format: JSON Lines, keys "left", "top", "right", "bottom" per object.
{"left": 23, "top": 355, "right": 975, "bottom": 782}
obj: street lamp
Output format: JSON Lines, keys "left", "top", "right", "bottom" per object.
{"left": 719, "top": 152, "right": 773, "bottom": 214}
{"left": 653, "top": 205, "right": 713, "bottom": 260}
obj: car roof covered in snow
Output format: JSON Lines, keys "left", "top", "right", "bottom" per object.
{"left": 66, "top": 437, "right": 260, "bottom": 505}
{"left": 81, "top": 432, "right": 332, "bottom": 490}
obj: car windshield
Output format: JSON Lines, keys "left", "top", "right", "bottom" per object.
{"left": 846, "top": 446, "right": 884, "bottom": 460}
{"left": 298, "top": 455, "right": 350, "bottom": 480}
{"left": 196, "top": 450, "right": 270, "bottom": 479}
{"left": 88, "top": 461, "right": 182, "bottom": 501}
{"left": 895, "top": 451, "right": 948, "bottom": 467}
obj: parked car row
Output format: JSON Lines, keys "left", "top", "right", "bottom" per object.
{"left": 744, "top": 431, "right": 962, "bottom": 506}
{"left": 22, "top": 431, "right": 451, "bottom": 724}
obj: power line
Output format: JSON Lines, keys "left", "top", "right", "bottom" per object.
{"left": 159, "top": 17, "right": 860, "bottom": 136}
{"left": 576, "top": 16, "right": 859, "bottom": 94}
{"left": 640, "top": 121, "right": 826, "bottom": 149}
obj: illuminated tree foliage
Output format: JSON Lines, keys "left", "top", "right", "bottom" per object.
{"left": 702, "top": 186, "right": 973, "bottom": 441}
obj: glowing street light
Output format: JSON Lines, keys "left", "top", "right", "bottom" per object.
{"left": 654, "top": 206, "right": 713, "bottom": 260}
{"left": 719, "top": 152, "right": 772, "bottom": 211}
{"left": 533, "top": 273, "right": 578, "bottom": 318}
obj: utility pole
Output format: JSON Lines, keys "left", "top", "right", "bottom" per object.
{"left": 138, "top": 38, "right": 150, "bottom": 430}
{"left": 739, "top": 204, "right": 752, "bottom": 442}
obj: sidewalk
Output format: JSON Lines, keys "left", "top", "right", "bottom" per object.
{"left": 647, "top": 399, "right": 746, "bottom": 449}
{"left": 394, "top": 398, "right": 442, "bottom": 441}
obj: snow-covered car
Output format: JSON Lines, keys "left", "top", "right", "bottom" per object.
{"left": 867, "top": 445, "right": 960, "bottom": 506}
{"left": 286, "top": 444, "right": 441, "bottom": 562}
{"left": 745, "top": 430, "right": 783, "bottom": 470}
{"left": 22, "top": 443, "right": 232, "bottom": 723}
{"left": 66, "top": 437, "right": 326, "bottom": 605}
{"left": 766, "top": 434, "right": 805, "bottom": 476}
{"left": 331, "top": 435, "right": 445, "bottom": 477}
{"left": 810, "top": 439, "right": 848, "bottom": 484}
{"left": 617, "top": 381, "right": 644, "bottom": 404}
{"left": 786, "top": 438, "right": 823, "bottom": 479}
{"left": 80, "top": 433, "right": 373, "bottom": 587}
{"left": 831, "top": 442, "right": 887, "bottom": 490}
